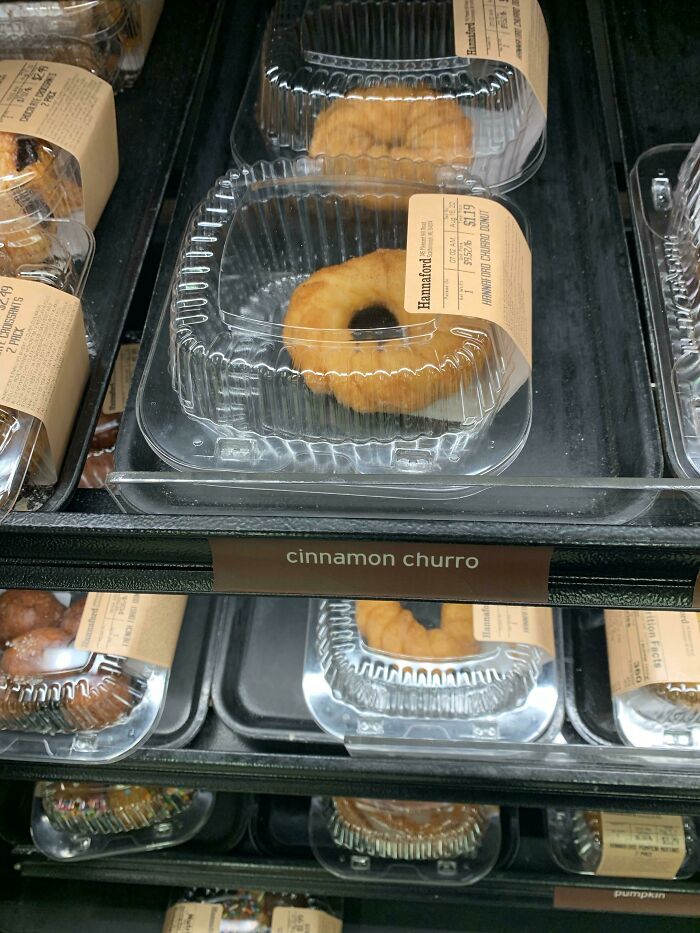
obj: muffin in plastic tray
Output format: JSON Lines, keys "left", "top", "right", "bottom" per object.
{"left": 303, "top": 599, "right": 563, "bottom": 749}
{"left": 232, "top": 0, "right": 547, "bottom": 193}
{"left": 547, "top": 808, "right": 700, "bottom": 880}
{"left": 163, "top": 890, "right": 341, "bottom": 932}
{"left": 0, "top": 590, "right": 168, "bottom": 762}
{"left": 630, "top": 136, "right": 700, "bottom": 478}
{"left": 144, "top": 159, "right": 531, "bottom": 481}
{"left": 31, "top": 781, "right": 215, "bottom": 861}
{"left": 310, "top": 796, "right": 500, "bottom": 885}
{"left": 0, "top": 215, "right": 94, "bottom": 518}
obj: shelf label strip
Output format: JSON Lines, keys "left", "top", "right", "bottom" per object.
{"left": 554, "top": 886, "right": 700, "bottom": 917}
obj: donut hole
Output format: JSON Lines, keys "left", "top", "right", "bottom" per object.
{"left": 350, "top": 304, "right": 399, "bottom": 339}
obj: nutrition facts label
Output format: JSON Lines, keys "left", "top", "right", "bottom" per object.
{"left": 405, "top": 193, "right": 532, "bottom": 365}
{"left": 596, "top": 812, "right": 686, "bottom": 880}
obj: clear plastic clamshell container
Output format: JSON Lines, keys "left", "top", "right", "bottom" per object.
{"left": 0, "top": 187, "right": 93, "bottom": 517}
{"left": 139, "top": 160, "right": 531, "bottom": 486}
{"left": 310, "top": 796, "right": 500, "bottom": 885}
{"left": 31, "top": 781, "right": 215, "bottom": 861}
{"left": 630, "top": 136, "right": 700, "bottom": 479}
{"left": 303, "top": 599, "right": 563, "bottom": 751}
{"left": 547, "top": 809, "right": 700, "bottom": 880}
{"left": 232, "top": 0, "right": 547, "bottom": 193}
{"left": 0, "top": 1, "right": 163, "bottom": 90}
{"left": 0, "top": 590, "right": 168, "bottom": 762}
{"left": 164, "top": 890, "right": 340, "bottom": 932}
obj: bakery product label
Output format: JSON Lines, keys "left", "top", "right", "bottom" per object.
{"left": 472, "top": 604, "right": 554, "bottom": 655}
{"left": 271, "top": 907, "right": 343, "bottom": 933}
{"left": 596, "top": 812, "right": 686, "bottom": 880}
{"left": 103, "top": 343, "right": 139, "bottom": 415}
{"left": 0, "top": 276, "right": 88, "bottom": 484}
{"left": 0, "top": 60, "right": 118, "bottom": 229}
{"left": 138, "top": 0, "right": 165, "bottom": 51}
{"left": 605, "top": 609, "right": 700, "bottom": 695}
{"left": 75, "top": 593, "right": 187, "bottom": 668}
{"left": 453, "top": 0, "right": 548, "bottom": 113}
{"left": 404, "top": 194, "right": 532, "bottom": 366}
{"left": 162, "top": 903, "right": 223, "bottom": 933}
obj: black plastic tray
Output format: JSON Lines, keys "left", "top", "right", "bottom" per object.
{"left": 564, "top": 608, "right": 620, "bottom": 747}
{"left": 212, "top": 597, "right": 333, "bottom": 745}
{"left": 115, "top": 0, "right": 662, "bottom": 525}
{"left": 21, "top": 0, "right": 221, "bottom": 515}
{"left": 148, "top": 595, "right": 228, "bottom": 751}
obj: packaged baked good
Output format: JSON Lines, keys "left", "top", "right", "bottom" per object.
{"left": 32, "top": 781, "right": 215, "bottom": 861}
{"left": 310, "top": 796, "right": 500, "bottom": 885}
{"left": 630, "top": 133, "right": 700, "bottom": 478}
{"left": 547, "top": 808, "right": 700, "bottom": 880}
{"left": 162, "top": 891, "right": 342, "bottom": 933}
{"left": 0, "top": 590, "right": 185, "bottom": 763}
{"left": 0, "top": 1, "right": 163, "bottom": 90}
{"left": 140, "top": 161, "right": 532, "bottom": 489}
{"left": 233, "top": 0, "right": 548, "bottom": 193}
{"left": 304, "top": 599, "right": 562, "bottom": 750}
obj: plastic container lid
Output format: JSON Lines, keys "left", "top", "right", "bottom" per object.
{"left": 310, "top": 795, "right": 500, "bottom": 885}
{"left": 232, "top": 0, "right": 547, "bottom": 193}
{"left": 140, "top": 159, "right": 531, "bottom": 483}
{"left": 31, "top": 781, "right": 215, "bottom": 861}
{"left": 303, "top": 598, "right": 563, "bottom": 750}
{"left": 0, "top": 590, "right": 168, "bottom": 762}
{"left": 0, "top": 2, "right": 129, "bottom": 40}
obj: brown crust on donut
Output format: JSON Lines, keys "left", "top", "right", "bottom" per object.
{"left": 0, "top": 590, "right": 64, "bottom": 643}
{"left": 355, "top": 600, "right": 480, "bottom": 659}
{"left": 1, "top": 627, "right": 71, "bottom": 676}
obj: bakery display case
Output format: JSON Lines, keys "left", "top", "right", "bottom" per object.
{"left": 0, "top": 0, "right": 697, "bottom": 930}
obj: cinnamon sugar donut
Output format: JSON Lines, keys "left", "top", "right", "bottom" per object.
{"left": 284, "top": 249, "right": 481, "bottom": 414}
{"left": 1, "top": 627, "right": 70, "bottom": 676}
{"left": 309, "top": 85, "right": 473, "bottom": 182}
{"left": 0, "top": 590, "right": 64, "bottom": 643}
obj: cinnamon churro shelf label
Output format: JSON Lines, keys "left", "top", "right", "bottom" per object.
{"left": 0, "top": 60, "right": 118, "bottom": 229}
{"left": 0, "top": 276, "right": 88, "bottom": 484}
{"left": 595, "top": 812, "right": 686, "bottom": 880}
{"left": 473, "top": 604, "right": 555, "bottom": 656}
{"left": 162, "top": 903, "right": 223, "bottom": 933}
{"left": 452, "top": 0, "right": 549, "bottom": 113}
{"left": 76, "top": 593, "right": 188, "bottom": 668}
{"left": 404, "top": 194, "right": 532, "bottom": 366}
{"left": 604, "top": 609, "right": 700, "bottom": 696}
{"left": 103, "top": 342, "right": 139, "bottom": 415}
{"left": 272, "top": 907, "right": 343, "bottom": 933}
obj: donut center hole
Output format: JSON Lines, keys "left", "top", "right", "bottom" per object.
{"left": 350, "top": 304, "right": 399, "bottom": 339}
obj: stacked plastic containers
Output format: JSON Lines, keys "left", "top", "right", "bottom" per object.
{"left": 0, "top": 590, "right": 171, "bottom": 762}
{"left": 310, "top": 796, "right": 500, "bottom": 886}
{"left": 631, "top": 131, "right": 700, "bottom": 478}
{"left": 136, "top": 0, "right": 547, "bottom": 498}
{"left": 304, "top": 599, "right": 563, "bottom": 752}
{"left": 32, "top": 781, "right": 215, "bottom": 860}
{"left": 0, "top": 0, "right": 164, "bottom": 91}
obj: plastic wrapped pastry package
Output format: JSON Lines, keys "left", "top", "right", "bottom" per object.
{"left": 0, "top": 1, "right": 164, "bottom": 89}
{"left": 310, "top": 796, "right": 500, "bottom": 885}
{"left": 0, "top": 217, "right": 93, "bottom": 518}
{"left": 232, "top": 0, "right": 548, "bottom": 193}
{"left": 162, "top": 890, "right": 342, "bottom": 933}
{"left": 141, "top": 161, "right": 531, "bottom": 486}
{"left": 303, "top": 599, "right": 563, "bottom": 750}
{"left": 547, "top": 808, "right": 700, "bottom": 881}
{"left": 31, "top": 781, "right": 215, "bottom": 861}
{"left": 0, "top": 590, "right": 172, "bottom": 762}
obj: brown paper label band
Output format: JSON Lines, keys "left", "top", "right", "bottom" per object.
{"left": 0, "top": 61, "right": 118, "bottom": 230}
{"left": 162, "top": 903, "right": 223, "bottom": 933}
{"left": 473, "top": 604, "right": 554, "bottom": 655}
{"left": 604, "top": 609, "right": 700, "bottom": 696}
{"left": 271, "top": 907, "right": 343, "bottom": 933}
{"left": 554, "top": 887, "right": 700, "bottom": 917}
{"left": 210, "top": 538, "right": 552, "bottom": 603}
{"left": 0, "top": 276, "right": 88, "bottom": 483}
{"left": 693, "top": 567, "right": 700, "bottom": 609}
{"left": 453, "top": 0, "right": 549, "bottom": 113}
{"left": 103, "top": 342, "right": 139, "bottom": 415}
{"left": 595, "top": 813, "right": 686, "bottom": 881}
{"left": 138, "top": 0, "right": 165, "bottom": 51}
{"left": 75, "top": 593, "right": 187, "bottom": 668}
{"left": 404, "top": 194, "right": 532, "bottom": 366}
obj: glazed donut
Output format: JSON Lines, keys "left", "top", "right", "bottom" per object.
{"left": 355, "top": 600, "right": 480, "bottom": 660}
{"left": 284, "top": 249, "right": 480, "bottom": 414}
{"left": 309, "top": 85, "right": 473, "bottom": 181}
{"left": 0, "top": 590, "right": 64, "bottom": 643}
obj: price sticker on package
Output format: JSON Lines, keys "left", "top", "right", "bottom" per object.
{"left": 404, "top": 194, "right": 532, "bottom": 368}
{"left": 473, "top": 604, "right": 555, "bottom": 656}
{"left": 271, "top": 907, "right": 343, "bottom": 933}
{"left": 596, "top": 812, "right": 686, "bottom": 880}
{"left": 162, "top": 903, "right": 223, "bottom": 933}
